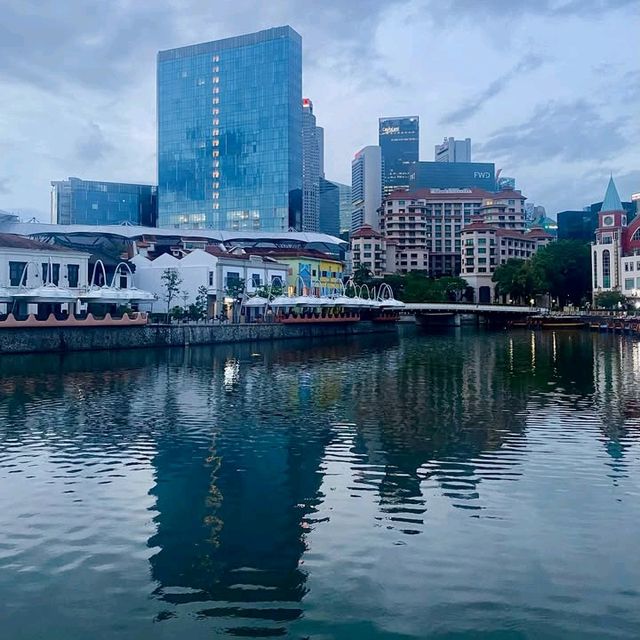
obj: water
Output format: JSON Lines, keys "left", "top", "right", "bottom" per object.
{"left": 1, "top": 327, "right": 639, "bottom": 639}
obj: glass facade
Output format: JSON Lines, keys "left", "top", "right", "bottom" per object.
{"left": 379, "top": 116, "right": 419, "bottom": 195}
{"left": 318, "top": 178, "right": 340, "bottom": 237}
{"left": 50, "top": 178, "right": 157, "bottom": 226}
{"left": 157, "top": 26, "right": 303, "bottom": 231}
{"left": 409, "top": 161, "right": 496, "bottom": 191}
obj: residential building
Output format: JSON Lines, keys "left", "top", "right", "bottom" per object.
{"left": 379, "top": 116, "right": 419, "bottom": 195}
{"left": 381, "top": 187, "right": 526, "bottom": 276}
{"left": 350, "top": 225, "right": 396, "bottom": 277}
{"left": 409, "top": 161, "right": 496, "bottom": 191}
{"left": 302, "top": 98, "right": 323, "bottom": 232}
{"left": 318, "top": 178, "right": 340, "bottom": 237}
{"left": 351, "top": 146, "right": 382, "bottom": 231}
{"left": 130, "top": 246, "right": 288, "bottom": 316}
{"left": 247, "top": 248, "right": 345, "bottom": 294}
{"left": 51, "top": 177, "right": 157, "bottom": 226}
{"left": 0, "top": 233, "right": 90, "bottom": 315}
{"left": 591, "top": 177, "right": 640, "bottom": 301}
{"left": 460, "top": 198, "right": 552, "bottom": 302}
{"left": 434, "top": 137, "right": 471, "bottom": 163}
{"left": 157, "top": 26, "right": 302, "bottom": 231}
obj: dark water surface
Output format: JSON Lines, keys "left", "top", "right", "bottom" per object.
{"left": 1, "top": 327, "right": 639, "bottom": 639}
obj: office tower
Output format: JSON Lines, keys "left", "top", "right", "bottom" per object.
{"left": 351, "top": 146, "right": 382, "bottom": 231}
{"left": 434, "top": 137, "right": 471, "bottom": 162}
{"left": 318, "top": 178, "right": 340, "bottom": 237}
{"left": 378, "top": 116, "right": 419, "bottom": 195}
{"left": 157, "top": 26, "right": 302, "bottom": 231}
{"left": 330, "top": 181, "right": 352, "bottom": 235}
{"left": 409, "top": 161, "right": 496, "bottom": 191}
{"left": 50, "top": 177, "right": 157, "bottom": 226}
{"left": 302, "top": 98, "right": 322, "bottom": 232}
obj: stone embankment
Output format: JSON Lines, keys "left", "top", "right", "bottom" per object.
{"left": 0, "top": 321, "right": 396, "bottom": 355}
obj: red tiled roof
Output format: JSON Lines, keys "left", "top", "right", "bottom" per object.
{"left": 525, "top": 227, "right": 554, "bottom": 239}
{"left": 385, "top": 188, "right": 525, "bottom": 202}
{"left": 0, "top": 233, "right": 86, "bottom": 254}
{"left": 351, "top": 225, "right": 383, "bottom": 239}
{"left": 461, "top": 222, "right": 497, "bottom": 232}
{"left": 495, "top": 229, "right": 536, "bottom": 240}
{"left": 240, "top": 247, "right": 340, "bottom": 261}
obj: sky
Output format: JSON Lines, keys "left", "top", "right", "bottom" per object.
{"left": 0, "top": 0, "right": 638, "bottom": 221}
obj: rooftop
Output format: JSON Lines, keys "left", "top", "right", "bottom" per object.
{"left": 601, "top": 176, "right": 623, "bottom": 213}
{"left": 385, "top": 188, "right": 525, "bottom": 202}
{"left": 351, "top": 225, "right": 384, "bottom": 239}
{"left": 0, "top": 233, "right": 86, "bottom": 254}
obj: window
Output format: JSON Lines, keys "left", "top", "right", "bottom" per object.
{"left": 625, "top": 278, "right": 634, "bottom": 290}
{"left": 251, "top": 273, "right": 261, "bottom": 287}
{"left": 67, "top": 264, "right": 79, "bottom": 288}
{"left": 208, "top": 271, "right": 214, "bottom": 286}
{"left": 602, "top": 249, "right": 611, "bottom": 288}
{"left": 225, "top": 272, "right": 240, "bottom": 289}
{"left": 9, "top": 261, "right": 27, "bottom": 286}
{"left": 42, "top": 263, "right": 60, "bottom": 285}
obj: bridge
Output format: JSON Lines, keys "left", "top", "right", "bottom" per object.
{"left": 402, "top": 303, "right": 546, "bottom": 315}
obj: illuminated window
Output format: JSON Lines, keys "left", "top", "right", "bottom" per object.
{"left": 212, "top": 98, "right": 219, "bottom": 104}
{"left": 213, "top": 87, "right": 219, "bottom": 94}
{"left": 212, "top": 129, "right": 219, "bottom": 136}
{"left": 212, "top": 150, "right": 219, "bottom": 157}
{"left": 212, "top": 55, "right": 219, "bottom": 62}
{"left": 212, "top": 118, "right": 219, "bottom": 125}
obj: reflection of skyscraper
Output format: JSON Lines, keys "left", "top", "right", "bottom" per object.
{"left": 157, "top": 26, "right": 302, "bottom": 231}
{"left": 379, "top": 116, "right": 419, "bottom": 196}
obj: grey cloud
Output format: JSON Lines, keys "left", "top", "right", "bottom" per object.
{"left": 0, "top": 178, "right": 11, "bottom": 195}
{"left": 441, "top": 55, "right": 546, "bottom": 126}
{"left": 476, "top": 100, "right": 628, "bottom": 165}
{"left": 74, "top": 122, "right": 113, "bottom": 164}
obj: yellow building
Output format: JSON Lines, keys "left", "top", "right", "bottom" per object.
{"left": 250, "top": 249, "right": 344, "bottom": 294}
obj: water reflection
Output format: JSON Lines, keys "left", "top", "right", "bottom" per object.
{"left": 0, "top": 330, "right": 639, "bottom": 638}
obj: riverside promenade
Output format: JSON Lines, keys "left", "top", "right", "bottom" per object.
{"left": 0, "top": 320, "right": 396, "bottom": 355}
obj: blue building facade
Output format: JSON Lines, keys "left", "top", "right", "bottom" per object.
{"left": 379, "top": 116, "right": 419, "bottom": 196}
{"left": 318, "top": 178, "right": 340, "bottom": 237}
{"left": 409, "top": 161, "right": 496, "bottom": 191}
{"left": 157, "top": 26, "right": 303, "bottom": 231}
{"left": 50, "top": 177, "right": 157, "bottom": 226}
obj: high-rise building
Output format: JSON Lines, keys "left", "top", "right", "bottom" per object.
{"left": 157, "top": 26, "right": 302, "bottom": 231}
{"left": 331, "top": 181, "right": 352, "bottom": 235}
{"left": 409, "top": 161, "right": 496, "bottom": 191}
{"left": 318, "top": 178, "right": 340, "bottom": 237}
{"left": 379, "top": 116, "right": 419, "bottom": 195}
{"left": 434, "top": 137, "right": 471, "bottom": 163}
{"left": 302, "top": 98, "right": 323, "bottom": 232}
{"left": 50, "top": 177, "right": 157, "bottom": 226}
{"left": 351, "top": 146, "right": 382, "bottom": 232}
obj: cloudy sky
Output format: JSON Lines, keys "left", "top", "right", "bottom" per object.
{"left": 0, "top": 0, "right": 638, "bottom": 220}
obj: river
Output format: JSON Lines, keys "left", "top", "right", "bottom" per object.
{"left": 1, "top": 327, "right": 639, "bottom": 639}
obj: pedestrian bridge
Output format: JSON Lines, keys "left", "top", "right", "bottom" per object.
{"left": 403, "top": 303, "right": 546, "bottom": 315}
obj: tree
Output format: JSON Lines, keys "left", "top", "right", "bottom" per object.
{"left": 381, "top": 273, "right": 469, "bottom": 303}
{"left": 493, "top": 259, "right": 544, "bottom": 304}
{"left": 530, "top": 241, "right": 591, "bottom": 307}
{"left": 225, "top": 278, "right": 245, "bottom": 323}
{"left": 188, "top": 285, "right": 209, "bottom": 321}
{"left": 439, "top": 276, "right": 469, "bottom": 302}
{"left": 594, "top": 290, "right": 626, "bottom": 310}
{"left": 353, "top": 265, "right": 374, "bottom": 286}
{"left": 161, "top": 268, "right": 183, "bottom": 321}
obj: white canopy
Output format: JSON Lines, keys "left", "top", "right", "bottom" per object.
{"left": 13, "top": 284, "right": 79, "bottom": 304}
{"left": 243, "top": 296, "right": 270, "bottom": 307}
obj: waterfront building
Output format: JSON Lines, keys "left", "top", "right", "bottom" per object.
{"left": 409, "top": 161, "right": 496, "bottom": 192}
{"left": 460, "top": 199, "right": 552, "bottom": 303}
{"left": 130, "top": 245, "right": 288, "bottom": 316}
{"left": 350, "top": 225, "right": 396, "bottom": 277}
{"left": 247, "top": 248, "right": 344, "bottom": 294}
{"left": 0, "top": 233, "right": 90, "bottom": 316}
{"left": 351, "top": 146, "right": 382, "bottom": 231}
{"left": 435, "top": 137, "right": 471, "bottom": 163}
{"left": 318, "top": 178, "right": 340, "bottom": 237}
{"left": 302, "top": 98, "right": 323, "bottom": 232}
{"left": 380, "top": 187, "right": 526, "bottom": 276}
{"left": 591, "top": 176, "right": 640, "bottom": 302}
{"left": 51, "top": 177, "right": 157, "bottom": 226}
{"left": 379, "top": 116, "right": 419, "bottom": 196}
{"left": 157, "top": 26, "right": 302, "bottom": 231}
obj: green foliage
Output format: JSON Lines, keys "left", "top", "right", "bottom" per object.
{"left": 530, "top": 240, "right": 591, "bottom": 307}
{"left": 225, "top": 277, "right": 245, "bottom": 299}
{"left": 493, "top": 259, "right": 545, "bottom": 303}
{"left": 594, "top": 290, "right": 627, "bottom": 309}
{"left": 353, "top": 265, "right": 374, "bottom": 286}
{"left": 169, "top": 305, "right": 185, "bottom": 321}
{"left": 381, "top": 273, "right": 469, "bottom": 303}
{"left": 254, "top": 281, "right": 283, "bottom": 298}
{"left": 161, "top": 268, "right": 183, "bottom": 314}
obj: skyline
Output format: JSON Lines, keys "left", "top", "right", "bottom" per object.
{"left": 0, "top": 0, "right": 638, "bottom": 221}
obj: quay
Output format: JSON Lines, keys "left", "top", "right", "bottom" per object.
{"left": 0, "top": 320, "right": 396, "bottom": 355}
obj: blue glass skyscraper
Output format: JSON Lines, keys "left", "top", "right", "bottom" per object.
{"left": 157, "top": 26, "right": 302, "bottom": 230}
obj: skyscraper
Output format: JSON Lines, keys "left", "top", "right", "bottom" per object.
{"left": 434, "top": 137, "right": 471, "bottom": 162}
{"left": 318, "top": 178, "right": 340, "bottom": 237}
{"left": 378, "top": 116, "right": 419, "bottom": 196}
{"left": 157, "top": 26, "right": 302, "bottom": 231}
{"left": 351, "top": 146, "right": 382, "bottom": 231}
{"left": 302, "top": 98, "right": 323, "bottom": 232}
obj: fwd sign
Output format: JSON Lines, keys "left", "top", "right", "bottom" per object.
{"left": 474, "top": 171, "right": 491, "bottom": 178}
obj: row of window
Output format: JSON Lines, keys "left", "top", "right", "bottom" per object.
{"left": 8, "top": 261, "right": 80, "bottom": 288}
